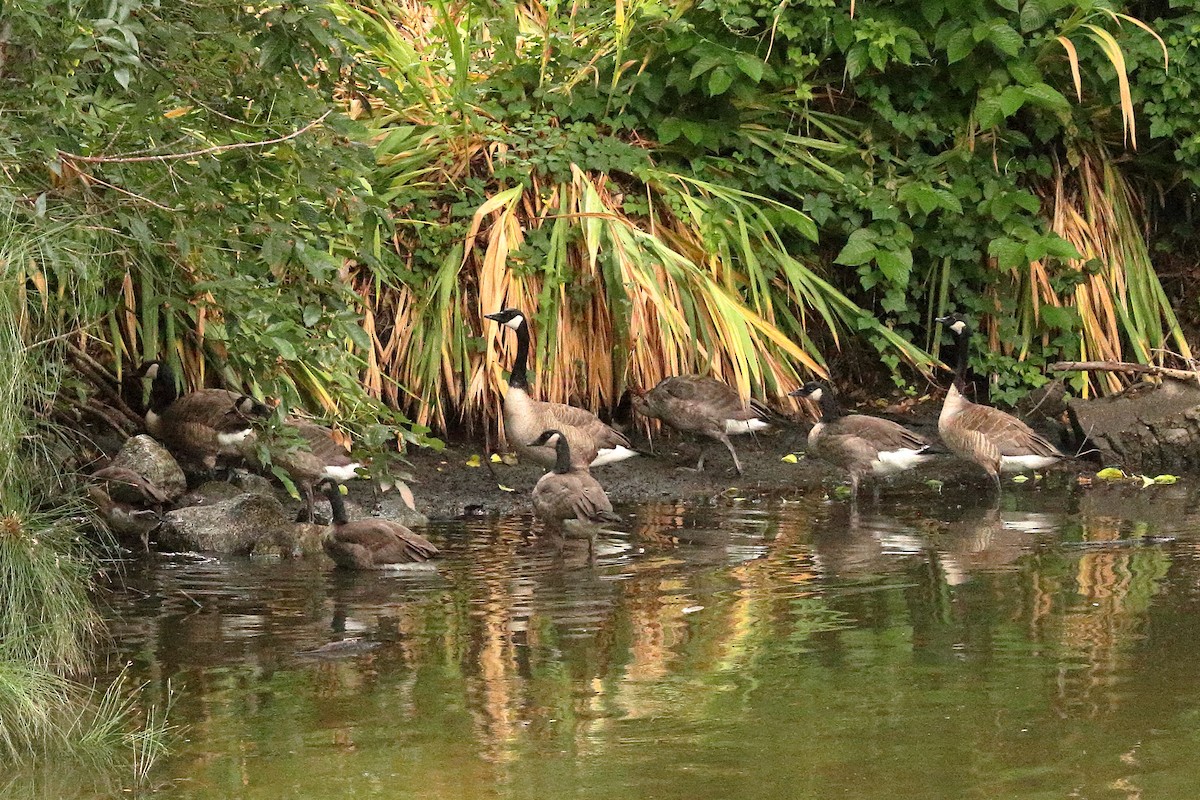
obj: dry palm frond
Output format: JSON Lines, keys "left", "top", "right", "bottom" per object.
{"left": 1015, "top": 145, "right": 1189, "bottom": 395}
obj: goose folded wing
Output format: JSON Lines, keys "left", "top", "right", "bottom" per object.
{"left": 835, "top": 415, "right": 929, "bottom": 451}
{"left": 963, "top": 405, "right": 1062, "bottom": 457}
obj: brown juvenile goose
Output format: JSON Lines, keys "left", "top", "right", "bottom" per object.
{"left": 631, "top": 375, "right": 772, "bottom": 474}
{"left": 528, "top": 429, "right": 620, "bottom": 551}
{"left": 935, "top": 313, "right": 1064, "bottom": 490}
{"left": 139, "top": 360, "right": 266, "bottom": 474}
{"left": 260, "top": 418, "right": 363, "bottom": 523}
{"left": 789, "top": 381, "right": 932, "bottom": 504}
{"left": 485, "top": 308, "right": 636, "bottom": 469}
{"left": 319, "top": 479, "right": 438, "bottom": 570}
{"left": 86, "top": 466, "right": 168, "bottom": 552}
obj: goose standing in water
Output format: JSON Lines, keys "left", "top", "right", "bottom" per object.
{"left": 485, "top": 308, "right": 636, "bottom": 468}
{"left": 935, "top": 313, "right": 1064, "bottom": 491}
{"left": 528, "top": 429, "right": 620, "bottom": 554}
{"left": 789, "top": 381, "right": 932, "bottom": 505}
{"left": 631, "top": 375, "right": 772, "bottom": 475}
{"left": 319, "top": 479, "right": 438, "bottom": 570}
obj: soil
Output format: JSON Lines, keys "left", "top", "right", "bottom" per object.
{"left": 391, "top": 408, "right": 1087, "bottom": 521}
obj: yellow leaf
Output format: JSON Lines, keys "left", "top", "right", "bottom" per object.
{"left": 1140, "top": 474, "right": 1155, "bottom": 488}
{"left": 497, "top": 484, "right": 515, "bottom": 492}
{"left": 781, "top": 453, "right": 799, "bottom": 463}
{"left": 1153, "top": 474, "right": 1179, "bottom": 485}
{"left": 1095, "top": 467, "right": 1125, "bottom": 481}
{"left": 465, "top": 454, "right": 481, "bottom": 468}
{"left": 490, "top": 453, "right": 502, "bottom": 463}
{"left": 1011, "top": 475, "right": 1029, "bottom": 484}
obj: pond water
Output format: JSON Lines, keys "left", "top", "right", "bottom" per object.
{"left": 35, "top": 481, "right": 1200, "bottom": 798}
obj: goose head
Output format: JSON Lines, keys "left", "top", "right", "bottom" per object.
{"left": 935, "top": 313, "right": 972, "bottom": 338}
{"left": 527, "top": 429, "right": 563, "bottom": 448}
{"left": 787, "top": 381, "right": 826, "bottom": 402}
{"left": 484, "top": 308, "right": 527, "bottom": 331}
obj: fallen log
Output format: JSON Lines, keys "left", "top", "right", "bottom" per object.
{"left": 1050, "top": 360, "right": 1200, "bottom": 383}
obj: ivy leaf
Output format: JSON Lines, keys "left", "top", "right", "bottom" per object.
{"left": 680, "top": 120, "right": 708, "bottom": 145}
{"left": 835, "top": 229, "right": 877, "bottom": 267}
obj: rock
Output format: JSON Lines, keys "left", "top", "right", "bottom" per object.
{"left": 158, "top": 493, "right": 292, "bottom": 555}
{"left": 179, "top": 480, "right": 244, "bottom": 507}
{"left": 1067, "top": 378, "right": 1200, "bottom": 473}
{"left": 110, "top": 435, "right": 188, "bottom": 502}
{"left": 256, "top": 522, "right": 329, "bottom": 558}
{"left": 373, "top": 494, "right": 430, "bottom": 528}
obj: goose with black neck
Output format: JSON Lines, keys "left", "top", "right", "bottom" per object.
{"left": 485, "top": 308, "right": 636, "bottom": 469}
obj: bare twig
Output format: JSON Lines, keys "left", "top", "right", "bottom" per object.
{"left": 83, "top": 172, "right": 179, "bottom": 212}
{"left": 58, "top": 110, "right": 333, "bottom": 165}
{"left": 64, "top": 345, "right": 145, "bottom": 428}
{"left": 1050, "top": 360, "right": 1200, "bottom": 383}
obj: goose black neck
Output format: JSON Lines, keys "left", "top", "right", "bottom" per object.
{"left": 552, "top": 436, "right": 573, "bottom": 474}
{"left": 508, "top": 320, "right": 531, "bottom": 390}
{"left": 951, "top": 331, "right": 970, "bottom": 391}
{"left": 325, "top": 483, "right": 350, "bottom": 525}
{"left": 149, "top": 363, "right": 179, "bottom": 413}
{"left": 815, "top": 390, "right": 845, "bottom": 421}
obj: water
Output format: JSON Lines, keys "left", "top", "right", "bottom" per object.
{"left": 46, "top": 482, "right": 1200, "bottom": 797}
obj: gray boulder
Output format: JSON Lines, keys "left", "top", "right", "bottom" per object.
{"left": 158, "top": 493, "right": 292, "bottom": 555}
{"left": 111, "top": 435, "right": 188, "bottom": 501}
{"left": 1068, "top": 378, "right": 1200, "bottom": 473}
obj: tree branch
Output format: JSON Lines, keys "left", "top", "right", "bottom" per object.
{"left": 58, "top": 111, "right": 333, "bottom": 165}
{"left": 1050, "top": 360, "right": 1200, "bottom": 383}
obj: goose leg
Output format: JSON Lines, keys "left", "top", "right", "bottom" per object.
{"left": 849, "top": 473, "right": 860, "bottom": 511}
{"left": 718, "top": 434, "right": 743, "bottom": 475}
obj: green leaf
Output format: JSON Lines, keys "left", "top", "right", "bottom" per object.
{"left": 1153, "top": 474, "right": 1179, "bottom": 484}
{"left": 708, "top": 68, "right": 733, "bottom": 96}
{"left": 269, "top": 336, "right": 298, "bottom": 361}
{"left": 989, "top": 237, "right": 1027, "bottom": 270}
{"left": 113, "top": 67, "right": 131, "bottom": 88}
{"left": 345, "top": 323, "right": 373, "bottom": 352}
{"left": 876, "top": 248, "right": 913, "bottom": 284}
{"left": 733, "top": 53, "right": 764, "bottom": 82}
{"left": 999, "top": 86, "right": 1026, "bottom": 117}
{"left": 1096, "top": 467, "right": 1126, "bottom": 481}
{"left": 946, "top": 28, "right": 975, "bottom": 63}
{"left": 657, "top": 117, "right": 683, "bottom": 144}
{"left": 1019, "top": 0, "right": 1050, "bottom": 33}
{"left": 988, "top": 22, "right": 1023, "bottom": 57}
{"left": 1022, "top": 83, "right": 1071, "bottom": 113}
{"left": 835, "top": 229, "right": 878, "bottom": 267}
{"left": 680, "top": 120, "right": 708, "bottom": 145}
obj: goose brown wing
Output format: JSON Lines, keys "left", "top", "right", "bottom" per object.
{"left": 957, "top": 403, "right": 1062, "bottom": 458}
{"left": 335, "top": 519, "right": 438, "bottom": 563}
{"left": 535, "top": 398, "right": 631, "bottom": 452}
{"left": 289, "top": 419, "right": 356, "bottom": 467}
{"left": 940, "top": 423, "right": 1002, "bottom": 474}
{"left": 814, "top": 430, "right": 882, "bottom": 474}
{"left": 832, "top": 415, "right": 930, "bottom": 452}
{"left": 569, "top": 473, "right": 615, "bottom": 521}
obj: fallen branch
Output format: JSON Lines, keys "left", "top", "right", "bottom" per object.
{"left": 1050, "top": 360, "right": 1200, "bottom": 382}
{"left": 58, "top": 110, "right": 332, "bottom": 165}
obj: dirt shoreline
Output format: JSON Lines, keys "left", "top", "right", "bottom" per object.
{"left": 389, "top": 418, "right": 1091, "bottom": 521}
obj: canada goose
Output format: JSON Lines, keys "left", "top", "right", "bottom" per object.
{"left": 319, "top": 479, "right": 438, "bottom": 569}
{"left": 788, "top": 382, "right": 932, "bottom": 504}
{"left": 138, "top": 361, "right": 266, "bottom": 474}
{"left": 935, "top": 314, "right": 1064, "bottom": 490}
{"left": 630, "top": 375, "right": 771, "bottom": 474}
{"left": 266, "top": 418, "right": 363, "bottom": 523}
{"left": 86, "top": 467, "right": 167, "bottom": 553}
{"left": 484, "top": 308, "right": 636, "bottom": 469}
{"left": 528, "top": 429, "right": 621, "bottom": 552}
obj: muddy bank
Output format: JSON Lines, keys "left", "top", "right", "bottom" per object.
{"left": 391, "top": 417, "right": 1088, "bottom": 521}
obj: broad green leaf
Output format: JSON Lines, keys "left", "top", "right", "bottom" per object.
{"left": 708, "top": 68, "right": 733, "bottom": 96}
{"left": 835, "top": 229, "right": 877, "bottom": 267}
{"left": 988, "top": 22, "right": 1023, "bottom": 56}
{"left": 733, "top": 53, "right": 764, "bottom": 82}
{"left": 946, "top": 28, "right": 975, "bottom": 63}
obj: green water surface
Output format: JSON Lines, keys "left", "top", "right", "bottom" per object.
{"left": 32, "top": 481, "right": 1200, "bottom": 798}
